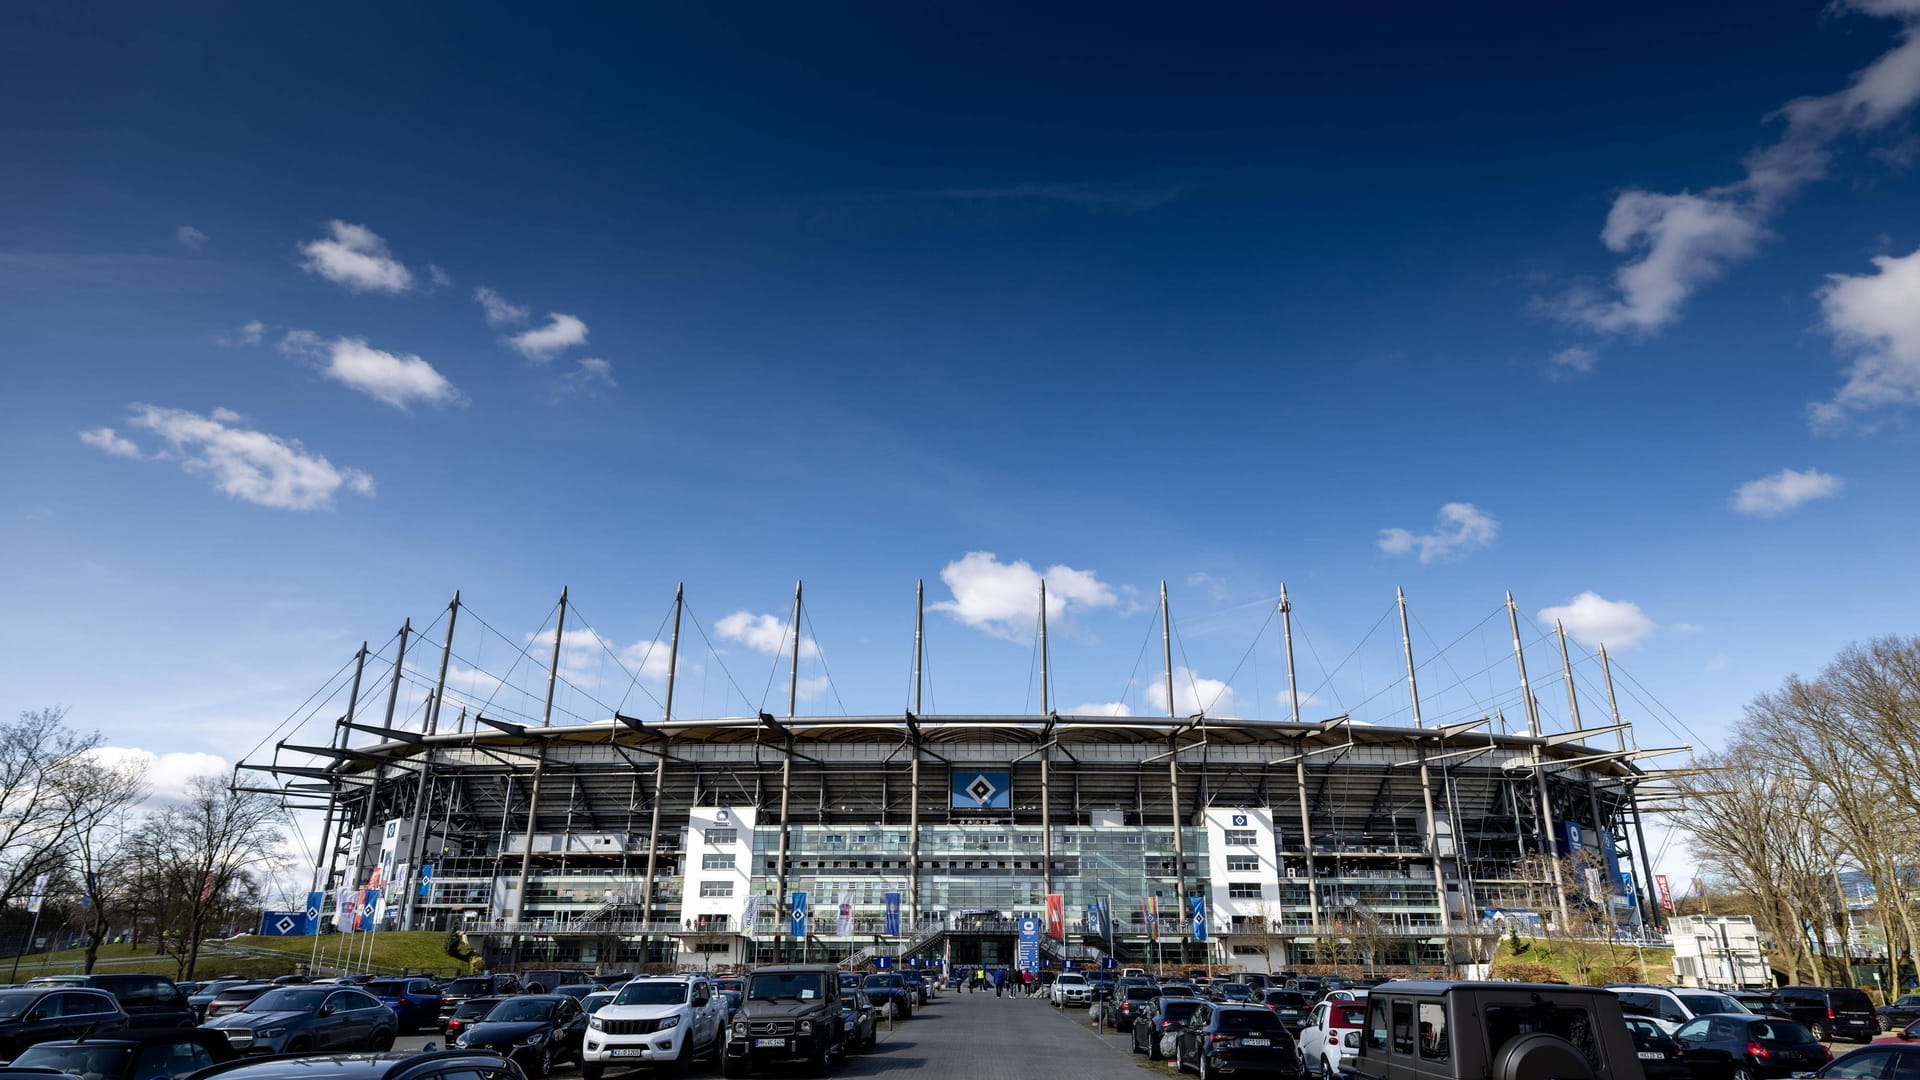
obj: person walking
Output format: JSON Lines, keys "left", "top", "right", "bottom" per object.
{"left": 994, "top": 968, "right": 1005, "bottom": 997}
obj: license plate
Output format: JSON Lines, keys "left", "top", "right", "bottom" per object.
{"left": 1638, "top": 1052, "right": 1665, "bottom": 1060}
{"left": 609, "top": 1049, "right": 646, "bottom": 1058}
{"left": 1244, "top": 1038, "right": 1271, "bottom": 1046}
{"left": 753, "top": 1037, "right": 786, "bottom": 1048}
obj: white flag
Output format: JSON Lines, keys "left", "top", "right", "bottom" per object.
{"left": 836, "top": 892, "right": 854, "bottom": 937}
{"left": 741, "top": 893, "right": 759, "bottom": 937}
{"left": 26, "top": 873, "right": 48, "bottom": 914}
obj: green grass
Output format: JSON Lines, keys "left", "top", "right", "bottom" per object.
{"left": 1488, "top": 936, "right": 1676, "bottom": 984}
{"left": 5, "top": 932, "right": 471, "bottom": 981}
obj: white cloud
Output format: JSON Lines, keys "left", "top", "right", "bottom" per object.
{"left": 1186, "top": 572, "right": 1230, "bottom": 602}
{"left": 508, "top": 313, "right": 589, "bottom": 363}
{"left": 1273, "top": 689, "right": 1323, "bottom": 710}
{"left": 1378, "top": 502, "right": 1499, "bottom": 564}
{"left": 214, "top": 320, "right": 266, "bottom": 347}
{"left": 1548, "top": 345, "right": 1598, "bottom": 377}
{"left": 110, "top": 403, "right": 374, "bottom": 510}
{"left": 793, "top": 675, "right": 831, "bottom": 703}
{"left": 176, "top": 225, "right": 207, "bottom": 252}
{"left": 617, "top": 639, "right": 681, "bottom": 682}
{"left": 85, "top": 746, "right": 228, "bottom": 804}
{"left": 298, "top": 220, "right": 414, "bottom": 294}
{"left": 715, "top": 611, "right": 820, "bottom": 659}
{"left": 1731, "top": 467, "right": 1845, "bottom": 516}
{"left": 475, "top": 286, "right": 529, "bottom": 326}
{"left": 1811, "top": 245, "right": 1920, "bottom": 428}
{"left": 1555, "top": 7, "right": 1920, "bottom": 336}
{"left": 427, "top": 264, "right": 452, "bottom": 288}
{"left": 552, "top": 357, "right": 616, "bottom": 400}
{"left": 1705, "top": 653, "right": 1729, "bottom": 673}
{"left": 1147, "top": 666, "right": 1240, "bottom": 717}
{"left": 930, "top": 551, "right": 1120, "bottom": 640}
{"left": 1538, "top": 592, "right": 1657, "bottom": 650}
{"left": 1068, "top": 702, "right": 1132, "bottom": 717}
{"left": 319, "top": 337, "right": 463, "bottom": 410}
{"left": 80, "top": 426, "right": 143, "bottom": 459}
{"left": 1669, "top": 623, "right": 1706, "bottom": 634}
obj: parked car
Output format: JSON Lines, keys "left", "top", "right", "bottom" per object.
{"left": 902, "top": 973, "right": 929, "bottom": 1005}
{"left": 363, "top": 979, "right": 442, "bottom": 1034}
{"left": 11, "top": 1026, "right": 236, "bottom": 1080}
{"left": 267, "top": 977, "right": 310, "bottom": 987}
{"left": 1607, "top": 983, "right": 1758, "bottom": 1036}
{"left": 203, "top": 986, "right": 274, "bottom": 1021}
{"left": 442, "top": 997, "right": 502, "bottom": 1042}
{"left": 1173, "top": 1002, "right": 1301, "bottom": 1079}
{"left": 1729, "top": 991, "right": 1788, "bottom": 1019}
{"left": 21, "top": 976, "right": 192, "bottom": 1029}
{"left": 579, "top": 975, "right": 723, "bottom": 1080}
{"left": 200, "top": 985, "right": 398, "bottom": 1055}
{"left": 188, "top": 982, "right": 252, "bottom": 1022}
{"left": 1211, "top": 982, "right": 1256, "bottom": 1005}
{"left": 1050, "top": 972, "right": 1092, "bottom": 1008}
{"left": 515, "top": 972, "right": 586, "bottom": 996}
{"left": 550, "top": 985, "right": 594, "bottom": 1003}
{"left": 0, "top": 987, "right": 129, "bottom": 1061}
{"left": 1132, "top": 997, "right": 1206, "bottom": 1058}
{"left": 1623, "top": 1016, "right": 1693, "bottom": 1080}
{"left": 1260, "top": 990, "right": 1313, "bottom": 1033}
{"left": 1673, "top": 1013, "right": 1831, "bottom": 1078}
{"left": 716, "top": 990, "right": 743, "bottom": 1026}
{"left": 177, "top": 1047, "right": 526, "bottom": 1080}
{"left": 1297, "top": 997, "right": 1368, "bottom": 1079}
{"left": 1817, "top": 1041, "right": 1920, "bottom": 1077}
{"left": 1115, "top": 985, "right": 1161, "bottom": 1031}
{"left": 438, "top": 976, "right": 521, "bottom": 1021}
{"left": 1235, "top": 973, "right": 1273, "bottom": 992}
{"left": 838, "top": 990, "right": 878, "bottom": 1053}
{"left": 1878, "top": 994, "right": 1920, "bottom": 1033}
{"left": 455, "top": 995, "right": 586, "bottom": 1080}
{"left": 719, "top": 964, "right": 847, "bottom": 1077}
{"left": 1159, "top": 984, "right": 1200, "bottom": 1000}
{"left": 578, "top": 992, "right": 617, "bottom": 1018}
{"left": 860, "top": 974, "right": 914, "bottom": 1020}
{"left": 713, "top": 978, "right": 745, "bottom": 997}
{"left": 1343, "top": 980, "right": 1647, "bottom": 1080}
{"left": 1774, "top": 986, "right": 1880, "bottom": 1044}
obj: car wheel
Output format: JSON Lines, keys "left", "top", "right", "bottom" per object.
{"left": 1812, "top": 1021, "right": 1831, "bottom": 1042}
{"left": 673, "top": 1034, "right": 693, "bottom": 1077}
{"left": 1730, "top": 1067, "right": 1755, "bottom": 1080}
{"left": 1176, "top": 1043, "right": 1187, "bottom": 1074}
{"left": 1199, "top": 1052, "right": 1211, "bottom": 1080}
{"left": 811, "top": 1038, "right": 832, "bottom": 1078}
{"left": 286, "top": 1037, "right": 312, "bottom": 1053}
{"left": 370, "top": 1030, "right": 395, "bottom": 1052}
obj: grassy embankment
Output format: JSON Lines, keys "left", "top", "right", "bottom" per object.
{"left": 4, "top": 931, "right": 467, "bottom": 981}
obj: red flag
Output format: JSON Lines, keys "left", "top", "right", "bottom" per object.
{"left": 1654, "top": 874, "right": 1674, "bottom": 913}
{"left": 199, "top": 870, "right": 216, "bottom": 903}
{"left": 1045, "top": 894, "right": 1064, "bottom": 941}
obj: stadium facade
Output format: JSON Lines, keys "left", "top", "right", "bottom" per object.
{"left": 248, "top": 584, "right": 1675, "bottom": 974}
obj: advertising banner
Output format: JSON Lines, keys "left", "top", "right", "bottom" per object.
{"left": 883, "top": 892, "right": 901, "bottom": 937}
{"left": 259, "top": 910, "right": 309, "bottom": 936}
{"left": 1655, "top": 874, "right": 1674, "bottom": 913}
{"left": 836, "top": 893, "right": 854, "bottom": 937}
{"left": 789, "top": 891, "right": 809, "bottom": 936}
{"left": 950, "top": 770, "right": 1011, "bottom": 810}
{"left": 1190, "top": 895, "right": 1208, "bottom": 942}
{"left": 1143, "top": 896, "right": 1159, "bottom": 940}
{"left": 1045, "top": 894, "right": 1064, "bottom": 940}
{"left": 26, "top": 873, "right": 47, "bottom": 914}
{"left": 356, "top": 888, "right": 381, "bottom": 932}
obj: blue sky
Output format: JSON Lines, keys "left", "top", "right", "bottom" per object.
{"left": 4, "top": 1, "right": 1920, "bottom": 876}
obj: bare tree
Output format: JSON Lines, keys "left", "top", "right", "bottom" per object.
{"left": 137, "top": 776, "right": 284, "bottom": 979}
{"left": 0, "top": 708, "right": 100, "bottom": 910}
{"left": 55, "top": 757, "right": 150, "bottom": 973}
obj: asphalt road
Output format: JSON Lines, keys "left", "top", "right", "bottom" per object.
{"left": 393, "top": 990, "right": 1166, "bottom": 1079}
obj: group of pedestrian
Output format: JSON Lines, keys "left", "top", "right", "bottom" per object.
{"left": 960, "top": 968, "right": 1042, "bottom": 996}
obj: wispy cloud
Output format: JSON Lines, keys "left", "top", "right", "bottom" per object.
{"left": 1378, "top": 503, "right": 1499, "bottom": 564}
{"left": 552, "top": 357, "right": 616, "bottom": 401}
{"left": 714, "top": 611, "right": 820, "bottom": 659}
{"left": 1731, "top": 467, "right": 1845, "bottom": 516}
{"left": 175, "top": 225, "right": 207, "bottom": 252}
{"left": 1148, "top": 666, "right": 1240, "bottom": 717}
{"left": 475, "top": 286, "right": 529, "bottom": 327}
{"left": 1548, "top": 345, "right": 1598, "bottom": 378}
{"left": 282, "top": 331, "right": 463, "bottom": 410}
{"left": 298, "top": 220, "right": 414, "bottom": 294}
{"left": 508, "top": 313, "right": 589, "bottom": 363}
{"left": 1810, "top": 245, "right": 1920, "bottom": 429}
{"left": 1549, "top": 2, "right": 1920, "bottom": 336}
{"left": 79, "top": 427, "right": 144, "bottom": 459}
{"left": 85, "top": 403, "right": 374, "bottom": 510}
{"left": 213, "top": 320, "right": 265, "bottom": 347}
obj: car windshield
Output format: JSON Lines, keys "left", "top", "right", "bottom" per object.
{"left": 1624, "top": 1018, "right": 1670, "bottom": 1041}
{"left": 1125, "top": 988, "right": 1159, "bottom": 1001}
{"left": 1749, "top": 1020, "right": 1817, "bottom": 1043}
{"left": 614, "top": 982, "right": 688, "bottom": 1006}
{"left": 1218, "top": 985, "right": 1251, "bottom": 997}
{"left": 1900, "top": 996, "right": 1920, "bottom": 1007}
{"left": 365, "top": 981, "right": 407, "bottom": 995}
{"left": 486, "top": 999, "right": 557, "bottom": 1022}
{"left": 583, "top": 993, "right": 616, "bottom": 1012}
{"left": 1677, "top": 991, "right": 1749, "bottom": 1015}
{"left": 247, "top": 988, "right": 331, "bottom": 1013}
{"left": 1162, "top": 1001, "right": 1204, "bottom": 1022}
{"left": 861, "top": 976, "right": 898, "bottom": 988}
{"left": 1217, "top": 1010, "right": 1284, "bottom": 1033}
{"left": 0, "top": 991, "right": 41, "bottom": 1019}
{"left": 1058, "top": 975, "right": 1085, "bottom": 984}
{"left": 749, "top": 973, "right": 824, "bottom": 1002}
{"left": 454, "top": 998, "right": 499, "bottom": 1017}
{"left": 12, "top": 1044, "right": 135, "bottom": 1076}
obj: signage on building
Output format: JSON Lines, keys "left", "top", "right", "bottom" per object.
{"left": 1017, "top": 916, "right": 1040, "bottom": 973}
{"left": 884, "top": 892, "right": 901, "bottom": 936}
{"left": 950, "top": 771, "right": 1010, "bottom": 810}
{"left": 789, "top": 891, "right": 808, "bottom": 935}
{"left": 1190, "top": 896, "right": 1207, "bottom": 942}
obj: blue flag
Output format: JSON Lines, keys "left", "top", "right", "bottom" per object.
{"left": 1190, "top": 895, "right": 1208, "bottom": 942}
{"left": 1086, "top": 902, "right": 1104, "bottom": 937}
{"left": 883, "top": 892, "right": 901, "bottom": 936}
{"left": 357, "top": 889, "right": 381, "bottom": 931}
{"left": 303, "top": 890, "right": 324, "bottom": 935}
{"left": 789, "top": 891, "right": 809, "bottom": 936}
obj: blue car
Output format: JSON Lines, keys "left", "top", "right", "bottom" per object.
{"left": 364, "top": 977, "right": 442, "bottom": 1033}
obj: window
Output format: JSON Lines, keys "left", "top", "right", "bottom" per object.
{"left": 1418, "top": 1002, "right": 1449, "bottom": 1060}
{"left": 1392, "top": 1000, "right": 1415, "bottom": 1055}
{"left": 1366, "top": 999, "right": 1389, "bottom": 1051}
{"left": 1224, "top": 830, "right": 1257, "bottom": 846}
{"left": 1227, "top": 883, "right": 1262, "bottom": 899}
{"left": 702, "top": 854, "right": 736, "bottom": 871}
{"left": 1823, "top": 1049, "right": 1894, "bottom": 1079}
{"left": 705, "top": 828, "right": 737, "bottom": 845}
{"left": 699, "top": 881, "right": 734, "bottom": 897}
{"left": 1486, "top": 1004, "right": 1604, "bottom": 1073}
{"left": 1226, "top": 855, "right": 1260, "bottom": 872}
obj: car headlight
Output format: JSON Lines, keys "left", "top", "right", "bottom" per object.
{"left": 517, "top": 1031, "right": 548, "bottom": 1046}
{"left": 258, "top": 1028, "right": 287, "bottom": 1039}
{"left": 798, "top": 1020, "right": 812, "bottom": 1034}
{"left": 657, "top": 1014, "right": 681, "bottom": 1030}
{"left": 732, "top": 1021, "right": 747, "bottom": 1038}
{"left": 588, "top": 1016, "right": 603, "bottom": 1031}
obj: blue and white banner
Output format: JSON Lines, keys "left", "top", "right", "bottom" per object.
{"left": 304, "top": 890, "right": 324, "bottom": 935}
{"left": 883, "top": 892, "right": 901, "bottom": 936}
{"left": 356, "top": 889, "right": 381, "bottom": 932}
{"left": 260, "top": 910, "right": 310, "bottom": 936}
{"left": 1016, "top": 915, "right": 1041, "bottom": 973}
{"left": 1190, "top": 895, "right": 1207, "bottom": 942}
{"left": 418, "top": 864, "right": 433, "bottom": 899}
{"left": 1086, "top": 902, "right": 1105, "bottom": 937}
{"left": 789, "top": 891, "right": 809, "bottom": 936}
{"left": 950, "top": 770, "right": 1010, "bottom": 810}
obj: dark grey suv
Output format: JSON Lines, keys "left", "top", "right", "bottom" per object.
{"left": 199, "top": 986, "right": 397, "bottom": 1054}
{"left": 0, "top": 987, "right": 129, "bottom": 1060}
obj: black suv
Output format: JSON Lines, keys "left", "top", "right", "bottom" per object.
{"left": 25, "top": 975, "right": 194, "bottom": 1028}
{"left": 722, "top": 964, "right": 845, "bottom": 1077}
{"left": 181, "top": 1048, "right": 524, "bottom": 1080}
{"left": 1344, "top": 980, "right": 1645, "bottom": 1080}
{"left": 0, "top": 986, "right": 130, "bottom": 1060}
{"left": 438, "top": 976, "right": 522, "bottom": 1020}
{"left": 1775, "top": 986, "right": 1878, "bottom": 1043}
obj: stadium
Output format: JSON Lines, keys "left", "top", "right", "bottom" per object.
{"left": 242, "top": 582, "right": 1682, "bottom": 976}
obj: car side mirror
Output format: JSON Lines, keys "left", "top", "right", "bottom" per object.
{"left": 1903, "top": 1030, "right": 1918, "bottom": 1042}
{"left": 317, "top": 1006, "right": 334, "bottom": 1017}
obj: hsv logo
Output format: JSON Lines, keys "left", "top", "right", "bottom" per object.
{"left": 965, "top": 775, "right": 997, "bottom": 805}
{"left": 1231, "top": 814, "right": 1248, "bottom": 827}
{"left": 274, "top": 916, "right": 295, "bottom": 934}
